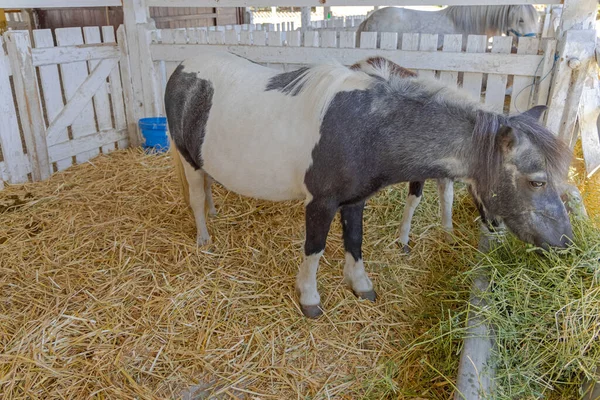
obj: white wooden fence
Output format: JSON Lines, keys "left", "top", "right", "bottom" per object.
{"left": 0, "top": 25, "right": 136, "bottom": 189}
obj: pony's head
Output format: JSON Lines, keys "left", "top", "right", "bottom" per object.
{"left": 469, "top": 105, "right": 573, "bottom": 249}
{"left": 505, "top": 5, "right": 539, "bottom": 38}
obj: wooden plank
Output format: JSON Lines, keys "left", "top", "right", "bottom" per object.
{"left": 152, "top": 13, "right": 218, "bottom": 22}
{"left": 579, "top": 77, "right": 600, "bottom": 177}
{"left": 117, "top": 26, "right": 140, "bottom": 148}
{"left": 225, "top": 29, "right": 238, "bottom": 45}
{"left": 401, "top": 32, "right": 419, "bottom": 51}
{"left": 31, "top": 43, "right": 119, "bottom": 67}
{"left": 304, "top": 31, "right": 318, "bottom": 47}
{"left": 536, "top": 38, "right": 557, "bottom": 105}
{"left": 55, "top": 27, "right": 99, "bottom": 163}
{"left": 49, "top": 129, "right": 127, "bottom": 163}
{"left": 103, "top": 26, "right": 128, "bottom": 150}
{"left": 84, "top": 26, "right": 113, "bottom": 155}
{"left": 0, "top": 36, "right": 29, "bottom": 183}
{"left": 46, "top": 58, "right": 119, "bottom": 147}
{"left": 267, "top": 30, "right": 283, "bottom": 47}
{"left": 5, "top": 31, "right": 50, "bottom": 181}
{"left": 0, "top": 0, "right": 121, "bottom": 6}
{"left": 146, "top": 0, "right": 561, "bottom": 6}
{"left": 379, "top": 32, "right": 398, "bottom": 50}
{"left": 418, "top": 34, "right": 438, "bottom": 79}
{"left": 484, "top": 36, "right": 513, "bottom": 113}
{"left": 321, "top": 30, "right": 336, "bottom": 48}
{"left": 150, "top": 43, "right": 547, "bottom": 76}
{"left": 546, "top": 29, "right": 596, "bottom": 144}
{"left": 439, "top": 34, "right": 462, "bottom": 88}
{"left": 358, "top": 31, "right": 376, "bottom": 49}
{"left": 509, "top": 37, "right": 539, "bottom": 114}
{"left": 461, "top": 35, "right": 487, "bottom": 101}
{"left": 339, "top": 31, "right": 355, "bottom": 49}
{"left": 33, "top": 29, "right": 71, "bottom": 171}
{"left": 287, "top": 30, "right": 301, "bottom": 47}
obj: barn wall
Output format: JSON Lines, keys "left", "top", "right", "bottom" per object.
{"left": 35, "top": 6, "right": 242, "bottom": 30}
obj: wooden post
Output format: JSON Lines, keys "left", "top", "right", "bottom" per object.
{"left": 300, "top": 6, "right": 310, "bottom": 32}
{"left": 117, "top": 25, "right": 142, "bottom": 147}
{"left": 4, "top": 31, "right": 50, "bottom": 182}
{"left": 323, "top": 6, "right": 331, "bottom": 20}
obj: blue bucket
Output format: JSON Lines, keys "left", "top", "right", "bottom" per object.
{"left": 139, "top": 117, "right": 169, "bottom": 153}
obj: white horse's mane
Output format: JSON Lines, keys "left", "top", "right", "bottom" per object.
{"left": 440, "top": 5, "right": 539, "bottom": 36}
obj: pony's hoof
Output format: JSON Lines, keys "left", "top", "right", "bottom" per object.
{"left": 354, "top": 289, "right": 377, "bottom": 302}
{"left": 196, "top": 235, "right": 212, "bottom": 247}
{"left": 444, "top": 232, "right": 456, "bottom": 245}
{"left": 300, "top": 304, "right": 323, "bottom": 319}
{"left": 208, "top": 207, "right": 217, "bottom": 217}
{"left": 401, "top": 243, "right": 411, "bottom": 254}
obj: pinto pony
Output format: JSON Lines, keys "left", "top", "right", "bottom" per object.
{"left": 165, "top": 51, "right": 572, "bottom": 318}
{"left": 356, "top": 5, "right": 540, "bottom": 49}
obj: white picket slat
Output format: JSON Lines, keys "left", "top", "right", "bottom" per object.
{"left": 55, "top": 27, "right": 99, "bottom": 163}
{"left": 358, "top": 31, "right": 377, "bottom": 49}
{"left": 418, "top": 34, "right": 438, "bottom": 79}
{"left": 117, "top": 25, "right": 139, "bottom": 147}
{"left": 379, "top": 32, "right": 398, "bottom": 50}
{"left": 509, "top": 38, "right": 540, "bottom": 114}
{"left": 321, "top": 31, "right": 336, "bottom": 48}
{"left": 461, "top": 35, "right": 487, "bottom": 101}
{"left": 401, "top": 33, "right": 420, "bottom": 51}
{"left": 339, "top": 31, "right": 355, "bottom": 49}
{"left": 484, "top": 36, "right": 513, "bottom": 113}
{"left": 439, "top": 34, "right": 462, "bottom": 88}
{"left": 304, "top": 31, "right": 318, "bottom": 48}
{"left": 537, "top": 38, "right": 558, "bottom": 105}
{"left": 0, "top": 36, "right": 28, "bottom": 183}
{"left": 103, "top": 26, "right": 128, "bottom": 150}
{"left": 84, "top": 27, "right": 113, "bottom": 156}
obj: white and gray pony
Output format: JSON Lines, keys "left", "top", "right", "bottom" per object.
{"left": 356, "top": 5, "right": 540, "bottom": 49}
{"left": 165, "top": 51, "right": 572, "bottom": 319}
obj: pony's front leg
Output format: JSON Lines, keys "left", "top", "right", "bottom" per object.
{"left": 437, "top": 178, "right": 455, "bottom": 243}
{"left": 341, "top": 201, "right": 376, "bottom": 301}
{"left": 204, "top": 174, "right": 217, "bottom": 216}
{"left": 296, "top": 199, "right": 338, "bottom": 319}
{"left": 398, "top": 181, "right": 424, "bottom": 253}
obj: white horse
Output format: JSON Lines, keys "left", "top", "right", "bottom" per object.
{"left": 356, "top": 5, "right": 540, "bottom": 49}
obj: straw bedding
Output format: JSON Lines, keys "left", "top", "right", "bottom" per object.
{"left": 0, "top": 148, "right": 598, "bottom": 399}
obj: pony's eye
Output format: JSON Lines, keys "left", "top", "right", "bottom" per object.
{"left": 529, "top": 181, "right": 546, "bottom": 188}
{"left": 519, "top": 18, "right": 525, "bottom": 23}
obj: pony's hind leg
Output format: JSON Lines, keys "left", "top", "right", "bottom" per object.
{"left": 296, "top": 199, "right": 338, "bottom": 319}
{"left": 437, "top": 178, "right": 455, "bottom": 243}
{"left": 398, "top": 181, "right": 423, "bottom": 253}
{"left": 204, "top": 174, "right": 217, "bottom": 216}
{"left": 181, "top": 160, "right": 211, "bottom": 246}
{"left": 341, "top": 201, "right": 376, "bottom": 301}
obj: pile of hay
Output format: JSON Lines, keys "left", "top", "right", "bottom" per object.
{"left": 0, "top": 148, "right": 598, "bottom": 399}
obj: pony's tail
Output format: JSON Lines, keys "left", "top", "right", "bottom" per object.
{"left": 169, "top": 135, "right": 190, "bottom": 207}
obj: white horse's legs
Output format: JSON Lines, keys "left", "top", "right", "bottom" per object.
{"left": 204, "top": 174, "right": 217, "bottom": 216}
{"left": 437, "top": 178, "right": 454, "bottom": 242}
{"left": 182, "top": 160, "right": 211, "bottom": 246}
{"left": 296, "top": 251, "right": 324, "bottom": 314}
{"left": 398, "top": 181, "right": 423, "bottom": 253}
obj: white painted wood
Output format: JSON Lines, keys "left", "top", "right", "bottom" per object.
{"left": 304, "top": 31, "right": 318, "bottom": 48}
{"left": 33, "top": 29, "right": 71, "bottom": 171}
{"left": 0, "top": 36, "right": 28, "bottom": 183}
{"left": 46, "top": 58, "right": 119, "bottom": 147}
{"left": 225, "top": 29, "right": 238, "bottom": 45}
{"left": 439, "top": 34, "right": 462, "bottom": 88}
{"left": 300, "top": 7, "right": 310, "bottom": 32}
{"left": 150, "top": 43, "right": 546, "bottom": 76}
{"left": 401, "top": 32, "right": 419, "bottom": 51}
{"left": 546, "top": 29, "right": 597, "bottom": 144}
{"left": 5, "top": 31, "right": 50, "bottom": 181}
{"left": 536, "top": 38, "right": 558, "bottom": 105}
{"left": 84, "top": 27, "right": 113, "bottom": 155}
{"left": 509, "top": 37, "right": 539, "bottom": 114}
{"left": 55, "top": 27, "right": 99, "bottom": 163}
{"left": 579, "top": 76, "right": 600, "bottom": 177}
{"left": 484, "top": 36, "right": 513, "bottom": 113}
{"left": 339, "top": 31, "right": 355, "bottom": 49}
{"left": 379, "top": 32, "right": 398, "bottom": 50}
{"left": 321, "top": 31, "right": 336, "bottom": 48}
{"left": 287, "top": 31, "right": 301, "bottom": 47}
{"left": 32, "top": 45, "right": 120, "bottom": 67}
{"left": 146, "top": 0, "right": 561, "bottom": 6}
{"left": 117, "top": 25, "right": 140, "bottom": 148}
{"left": 49, "top": 129, "right": 128, "bottom": 163}
{"left": 1, "top": 0, "right": 120, "bottom": 6}
{"left": 461, "top": 35, "right": 487, "bottom": 101}
{"left": 103, "top": 26, "right": 128, "bottom": 150}
{"left": 358, "top": 32, "right": 377, "bottom": 49}
{"left": 239, "top": 31, "right": 252, "bottom": 46}
{"left": 418, "top": 34, "right": 438, "bottom": 79}
{"left": 198, "top": 28, "right": 208, "bottom": 45}
{"left": 207, "top": 30, "right": 225, "bottom": 45}
{"left": 268, "top": 31, "right": 283, "bottom": 47}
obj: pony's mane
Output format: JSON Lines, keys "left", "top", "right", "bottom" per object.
{"left": 440, "top": 5, "right": 539, "bottom": 36}
{"left": 470, "top": 110, "right": 572, "bottom": 196}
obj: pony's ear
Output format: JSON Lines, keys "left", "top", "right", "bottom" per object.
{"left": 522, "top": 105, "right": 548, "bottom": 122}
{"left": 497, "top": 126, "right": 519, "bottom": 154}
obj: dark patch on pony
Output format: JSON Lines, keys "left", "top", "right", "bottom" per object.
{"left": 164, "top": 63, "right": 214, "bottom": 170}
{"left": 265, "top": 67, "right": 310, "bottom": 96}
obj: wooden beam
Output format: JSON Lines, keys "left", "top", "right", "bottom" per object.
{"left": 147, "top": 0, "right": 561, "bottom": 6}
{"left": 31, "top": 44, "right": 119, "bottom": 67}
{"left": 151, "top": 44, "right": 547, "bottom": 76}
{"left": 0, "top": 0, "right": 121, "bottom": 7}
{"left": 152, "top": 13, "right": 218, "bottom": 22}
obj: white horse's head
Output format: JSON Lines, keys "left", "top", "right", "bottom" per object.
{"left": 505, "top": 5, "right": 540, "bottom": 39}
